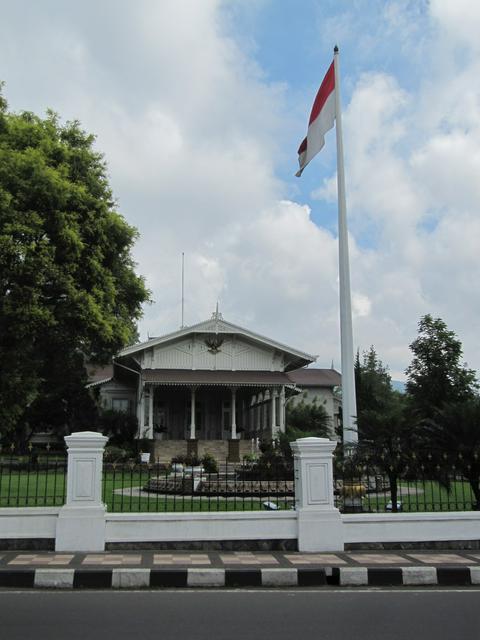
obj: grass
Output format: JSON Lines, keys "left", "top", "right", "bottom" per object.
{"left": 360, "top": 479, "right": 476, "bottom": 512}
{"left": 0, "top": 468, "right": 293, "bottom": 512}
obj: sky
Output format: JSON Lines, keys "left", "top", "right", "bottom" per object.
{"left": 1, "top": 0, "right": 480, "bottom": 380}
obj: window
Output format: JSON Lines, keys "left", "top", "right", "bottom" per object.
{"left": 112, "top": 398, "right": 129, "bottom": 413}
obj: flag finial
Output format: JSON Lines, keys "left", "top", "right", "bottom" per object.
{"left": 334, "top": 45, "right": 339, "bottom": 54}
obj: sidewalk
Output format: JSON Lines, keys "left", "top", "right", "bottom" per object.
{"left": 1, "top": 549, "right": 480, "bottom": 588}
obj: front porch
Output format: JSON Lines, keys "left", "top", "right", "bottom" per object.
{"left": 137, "top": 371, "right": 290, "bottom": 463}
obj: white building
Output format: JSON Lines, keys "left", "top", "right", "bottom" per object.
{"left": 88, "top": 310, "right": 341, "bottom": 462}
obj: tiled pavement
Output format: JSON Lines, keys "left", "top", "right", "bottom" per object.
{"left": 1, "top": 550, "right": 480, "bottom": 588}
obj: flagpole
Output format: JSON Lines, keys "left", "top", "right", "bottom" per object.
{"left": 333, "top": 45, "right": 358, "bottom": 445}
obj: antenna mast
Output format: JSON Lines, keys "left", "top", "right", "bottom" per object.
{"left": 181, "top": 252, "right": 185, "bottom": 328}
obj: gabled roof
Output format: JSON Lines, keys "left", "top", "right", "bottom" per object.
{"left": 117, "top": 312, "right": 316, "bottom": 369}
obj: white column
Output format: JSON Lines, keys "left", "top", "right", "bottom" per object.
{"left": 290, "top": 437, "right": 343, "bottom": 552}
{"left": 231, "top": 388, "right": 237, "bottom": 439}
{"left": 279, "top": 386, "right": 286, "bottom": 433}
{"left": 148, "top": 384, "right": 154, "bottom": 439}
{"left": 56, "top": 431, "right": 108, "bottom": 552}
{"left": 190, "top": 387, "right": 196, "bottom": 439}
{"left": 270, "top": 388, "right": 276, "bottom": 439}
{"left": 136, "top": 376, "right": 143, "bottom": 437}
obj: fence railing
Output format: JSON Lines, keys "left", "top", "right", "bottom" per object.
{"left": 103, "top": 460, "right": 294, "bottom": 513}
{"left": 0, "top": 448, "right": 67, "bottom": 508}
{"left": 334, "top": 451, "right": 479, "bottom": 513}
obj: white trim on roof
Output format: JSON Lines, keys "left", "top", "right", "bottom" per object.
{"left": 118, "top": 316, "right": 317, "bottom": 363}
{"left": 86, "top": 377, "right": 113, "bottom": 388}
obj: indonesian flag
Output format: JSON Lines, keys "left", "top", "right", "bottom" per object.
{"left": 296, "top": 61, "right": 335, "bottom": 177}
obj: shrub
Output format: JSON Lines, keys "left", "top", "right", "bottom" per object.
{"left": 201, "top": 453, "right": 218, "bottom": 473}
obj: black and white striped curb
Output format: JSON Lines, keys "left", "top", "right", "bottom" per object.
{"left": 1, "top": 566, "right": 480, "bottom": 589}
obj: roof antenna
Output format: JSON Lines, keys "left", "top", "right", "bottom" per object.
{"left": 181, "top": 252, "right": 185, "bottom": 329}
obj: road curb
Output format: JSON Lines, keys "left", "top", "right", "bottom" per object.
{"left": 1, "top": 566, "right": 480, "bottom": 589}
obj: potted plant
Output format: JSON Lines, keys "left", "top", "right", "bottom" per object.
{"left": 138, "top": 429, "right": 152, "bottom": 463}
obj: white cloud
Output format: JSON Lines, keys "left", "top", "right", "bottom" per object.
{"left": 1, "top": 0, "right": 480, "bottom": 382}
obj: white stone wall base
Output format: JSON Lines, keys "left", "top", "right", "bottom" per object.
{"left": 297, "top": 508, "right": 344, "bottom": 552}
{"left": 55, "top": 506, "right": 106, "bottom": 552}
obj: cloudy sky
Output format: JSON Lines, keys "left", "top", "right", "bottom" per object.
{"left": 1, "top": 0, "right": 479, "bottom": 380}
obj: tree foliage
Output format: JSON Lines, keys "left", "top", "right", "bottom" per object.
{"left": 353, "top": 347, "right": 412, "bottom": 510}
{"left": 286, "top": 397, "right": 332, "bottom": 439}
{"left": 0, "top": 88, "right": 150, "bottom": 437}
{"left": 419, "top": 399, "right": 480, "bottom": 508}
{"left": 405, "top": 314, "right": 478, "bottom": 420}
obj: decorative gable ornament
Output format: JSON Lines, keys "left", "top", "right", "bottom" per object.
{"left": 205, "top": 335, "right": 224, "bottom": 354}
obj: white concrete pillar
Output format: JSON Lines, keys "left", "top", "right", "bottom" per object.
{"left": 56, "top": 431, "right": 108, "bottom": 552}
{"left": 190, "top": 387, "right": 196, "bottom": 439}
{"left": 279, "top": 386, "right": 286, "bottom": 434}
{"left": 148, "top": 384, "right": 154, "bottom": 439}
{"left": 290, "top": 437, "right": 343, "bottom": 552}
{"left": 231, "top": 388, "right": 237, "bottom": 439}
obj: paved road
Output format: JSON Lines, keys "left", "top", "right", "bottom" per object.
{"left": 1, "top": 589, "right": 480, "bottom": 640}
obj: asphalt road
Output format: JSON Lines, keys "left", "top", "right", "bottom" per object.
{"left": 1, "top": 589, "right": 480, "bottom": 640}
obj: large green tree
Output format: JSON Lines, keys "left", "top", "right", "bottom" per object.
{"left": 405, "top": 314, "right": 478, "bottom": 420}
{"left": 353, "top": 347, "right": 412, "bottom": 510}
{"left": 0, "top": 88, "right": 150, "bottom": 439}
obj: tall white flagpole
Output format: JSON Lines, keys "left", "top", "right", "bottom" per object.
{"left": 333, "top": 46, "right": 358, "bottom": 445}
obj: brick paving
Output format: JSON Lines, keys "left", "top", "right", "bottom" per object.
{"left": 2, "top": 550, "right": 480, "bottom": 568}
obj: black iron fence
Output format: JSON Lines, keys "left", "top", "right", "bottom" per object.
{"left": 103, "top": 459, "right": 295, "bottom": 512}
{"left": 0, "top": 446, "right": 67, "bottom": 507}
{"left": 334, "top": 450, "right": 480, "bottom": 513}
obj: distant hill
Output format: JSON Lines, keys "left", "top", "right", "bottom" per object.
{"left": 392, "top": 380, "right": 406, "bottom": 393}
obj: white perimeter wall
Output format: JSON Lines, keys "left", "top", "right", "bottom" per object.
{"left": 343, "top": 512, "right": 480, "bottom": 544}
{"left": 1, "top": 508, "right": 480, "bottom": 548}
{"left": 105, "top": 511, "right": 297, "bottom": 544}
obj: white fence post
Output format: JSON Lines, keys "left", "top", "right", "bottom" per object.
{"left": 290, "top": 437, "right": 344, "bottom": 552}
{"left": 55, "top": 431, "right": 108, "bottom": 552}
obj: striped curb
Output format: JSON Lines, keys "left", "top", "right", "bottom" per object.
{"left": 0, "top": 567, "right": 479, "bottom": 589}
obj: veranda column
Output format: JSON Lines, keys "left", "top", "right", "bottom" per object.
{"left": 56, "top": 431, "right": 108, "bottom": 552}
{"left": 270, "top": 387, "right": 277, "bottom": 439}
{"left": 148, "top": 384, "right": 154, "bottom": 439}
{"left": 279, "top": 386, "right": 286, "bottom": 433}
{"left": 190, "top": 387, "right": 196, "bottom": 439}
{"left": 137, "top": 377, "right": 144, "bottom": 437}
{"left": 231, "top": 388, "right": 237, "bottom": 439}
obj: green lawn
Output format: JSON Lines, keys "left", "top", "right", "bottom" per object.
{"left": 360, "top": 479, "right": 476, "bottom": 512}
{"left": 0, "top": 468, "right": 67, "bottom": 507}
{"left": 0, "top": 468, "right": 293, "bottom": 512}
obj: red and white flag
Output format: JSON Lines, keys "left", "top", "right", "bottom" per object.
{"left": 296, "top": 61, "right": 335, "bottom": 177}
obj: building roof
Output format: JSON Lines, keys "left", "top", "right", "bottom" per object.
{"left": 142, "top": 369, "right": 293, "bottom": 387}
{"left": 117, "top": 312, "right": 316, "bottom": 371}
{"left": 85, "top": 364, "right": 114, "bottom": 387}
{"left": 287, "top": 368, "right": 341, "bottom": 387}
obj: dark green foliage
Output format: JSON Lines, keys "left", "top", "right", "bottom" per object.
{"left": 420, "top": 399, "right": 480, "bottom": 509}
{"left": 406, "top": 315, "right": 478, "bottom": 420}
{"left": 286, "top": 397, "right": 331, "bottom": 439}
{"left": 353, "top": 346, "right": 413, "bottom": 511}
{"left": 0, "top": 88, "right": 150, "bottom": 437}
{"left": 201, "top": 453, "right": 218, "bottom": 474}
{"left": 97, "top": 409, "right": 138, "bottom": 446}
